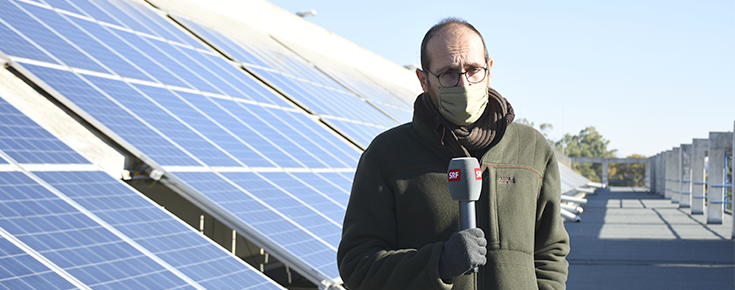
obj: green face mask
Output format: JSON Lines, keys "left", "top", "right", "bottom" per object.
{"left": 437, "top": 85, "right": 488, "bottom": 126}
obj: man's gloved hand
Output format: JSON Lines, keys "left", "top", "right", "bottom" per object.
{"left": 438, "top": 228, "right": 487, "bottom": 280}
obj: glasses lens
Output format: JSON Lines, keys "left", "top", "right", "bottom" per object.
{"left": 438, "top": 72, "right": 459, "bottom": 87}
{"left": 467, "top": 67, "right": 487, "bottom": 83}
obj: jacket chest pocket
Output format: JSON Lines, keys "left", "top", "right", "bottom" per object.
{"left": 479, "top": 166, "right": 542, "bottom": 249}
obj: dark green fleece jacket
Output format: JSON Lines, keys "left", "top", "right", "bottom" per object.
{"left": 337, "top": 117, "right": 570, "bottom": 290}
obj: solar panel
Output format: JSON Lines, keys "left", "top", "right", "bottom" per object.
{"left": 169, "top": 15, "right": 399, "bottom": 148}
{"left": 0, "top": 235, "right": 79, "bottom": 289}
{"left": 0, "top": 0, "right": 358, "bottom": 286}
{"left": 0, "top": 97, "right": 88, "bottom": 165}
{"left": 0, "top": 91, "right": 285, "bottom": 288}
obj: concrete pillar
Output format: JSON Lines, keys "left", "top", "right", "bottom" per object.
{"left": 671, "top": 147, "right": 680, "bottom": 203}
{"left": 732, "top": 122, "right": 734, "bottom": 239}
{"left": 663, "top": 150, "right": 671, "bottom": 198}
{"left": 601, "top": 159, "right": 609, "bottom": 186}
{"left": 679, "top": 144, "right": 692, "bottom": 208}
{"left": 707, "top": 132, "right": 733, "bottom": 224}
{"left": 691, "top": 139, "right": 708, "bottom": 214}
{"left": 648, "top": 155, "right": 654, "bottom": 191}
{"left": 656, "top": 151, "right": 666, "bottom": 196}
{"left": 645, "top": 158, "right": 652, "bottom": 189}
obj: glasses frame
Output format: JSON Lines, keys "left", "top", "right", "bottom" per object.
{"left": 424, "top": 62, "right": 489, "bottom": 88}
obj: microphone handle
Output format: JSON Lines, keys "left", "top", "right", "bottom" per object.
{"left": 459, "top": 201, "right": 479, "bottom": 274}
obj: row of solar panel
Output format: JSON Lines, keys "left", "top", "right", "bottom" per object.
{"left": 1, "top": 0, "right": 373, "bottom": 284}
{"left": 2, "top": 0, "right": 403, "bottom": 150}
{"left": 0, "top": 92, "right": 285, "bottom": 289}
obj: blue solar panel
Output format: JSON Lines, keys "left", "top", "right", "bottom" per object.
{"left": 0, "top": 171, "right": 195, "bottom": 289}
{"left": 171, "top": 171, "right": 340, "bottom": 278}
{"left": 256, "top": 172, "right": 346, "bottom": 228}
{"left": 223, "top": 172, "right": 342, "bottom": 246}
{"left": 210, "top": 99, "right": 324, "bottom": 168}
{"left": 0, "top": 0, "right": 107, "bottom": 72}
{"left": 0, "top": 97, "right": 89, "bottom": 165}
{"left": 0, "top": 16, "right": 57, "bottom": 63}
{"left": 274, "top": 110, "right": 360, "bottom": 166}
{"left": 40, "top": 0, "right": 86, "bottom": 16}
{"left": 110, "top": 0, "right": 209, "bottom": 50}
{"left": 19, "top": 2, "right": 154, "bottom": 82}
{"left": 131, "top": 84, "right": 271, "bottom": 167}
{"left": 288, "top": 172, "right": 351, "bottom": 208}
{"left": 19, "top": 63, "right": 201, "bottom": 166}
{"left": 33, "top": 170, "right": 283, "bottom": 290}
{"left": 82, "top": 74, "right": 240, "bottom": 167}
{"left": 0, "top": 236, "right": 78, "bottom": 290}
{"left": 85, "top": 0, "right": 156, "bottom": 35}
{"left": 66, "top": 0, "right": 125, "bottom": 27}
{"left": 171, "top": 93, "right": 298, "bottom": 168}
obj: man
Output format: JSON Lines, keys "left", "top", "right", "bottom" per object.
{"left": 337, "top": 18, "right": 569, "bottom": 290}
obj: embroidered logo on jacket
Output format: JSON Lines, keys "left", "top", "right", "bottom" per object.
{"left": 498, "top": 176, "right": 515, "bottom": 184}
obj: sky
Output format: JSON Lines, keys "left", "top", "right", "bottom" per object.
{"left": 267, "top": 0, "right": 734, "bottom": 158}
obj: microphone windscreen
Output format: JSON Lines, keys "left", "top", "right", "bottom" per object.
{"left": 447, "top": 157, "right": 482, "bottom": 201}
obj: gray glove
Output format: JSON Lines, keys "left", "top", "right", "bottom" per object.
{"left": 438, "top": 228, "right": 487, "bottom": 280}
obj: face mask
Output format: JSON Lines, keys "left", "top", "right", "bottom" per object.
{"left": 436, "top": 85, "right": 488, "bottom": 126}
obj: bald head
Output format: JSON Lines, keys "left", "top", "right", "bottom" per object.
{"left": 420, "top": 18, "right": 488, "bottom": 72}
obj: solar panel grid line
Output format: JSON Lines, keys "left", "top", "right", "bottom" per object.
{"left": 103, "top": 80, "right": 250, "bottom": 168}
{"left": 9, "top": 61, "right": 202, "bottom": 168}
{"left": 5, "top": 0, "right": 112, "bottom": 74}
{"left": 0, "top": 97, "right": 91, "bottom": 165}
{"left": 19, "top": 2, "right": 159, "bottom": 83}
{"left": 118, "top": 1, "right": 210, "bottom": 51}
{"left": 205, "top": 97, "right": 308, "bottom": 169}
{"left": 0, "top": 224, "right": 90, "bottom": 289}
{"left": 270, "top": 110, "right": 360, "bottom": 168}
{"left": 242, "top": 106, "right": 344, "bottom": 168}
{"left": 6, "top": 167, "right": 209, "bottom": 290}
{"left": 0, "top": 8, "right": 62, "bottom": 65}
{"left": 220, "top": 100, "right": 330, "bottom": 168}
{"left": 248, "top": 171, "right": 344, "bottom": 227}
{"left": 33, "top": 170, "right": 286, "bottom": 289}
{"left": 245, "top": 67, "right": 322, "bottom": 116}
{"left": 158, "top": 172, "right": 338, "bottom": 286}
{"left": 80, "top": 73, "right": 241, "bottom": 167}
{"left": 150, "top": 88, "right": 279, "bottom": 168}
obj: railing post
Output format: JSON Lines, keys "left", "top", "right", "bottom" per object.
{"left": 679, "top": 144, "right": 692, "bottom": 208}
{"left": 691, "top": 139, "right": 708, "bottom": 215}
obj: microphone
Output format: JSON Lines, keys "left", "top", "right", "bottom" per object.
{"left": 447, "top": 157, "right": 483, "bottom": 273}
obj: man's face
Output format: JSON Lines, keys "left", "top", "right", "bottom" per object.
{"left": 416, "top": 26, "right": 493, "bottom": 107}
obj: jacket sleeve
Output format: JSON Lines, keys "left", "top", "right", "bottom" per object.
{"left": 534, "top": 152, "right": 571, "bottom": 290}
{"left": 337, "top": 151, "right": 452, "bottom": 290}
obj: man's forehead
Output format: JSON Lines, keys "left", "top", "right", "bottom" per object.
{"left": 426, "top": 26, "right": 486, "bottom": 70}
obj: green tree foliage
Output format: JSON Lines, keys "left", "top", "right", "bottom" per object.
{"left": 554, "top": 127, "right": 617, "bottom": 182}
{"left": 609, "top": 154, "right": 647, "bottom": 187}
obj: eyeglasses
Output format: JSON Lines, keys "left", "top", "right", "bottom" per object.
{"left": 424, "top": 64, "right": 488, "bottom": 88}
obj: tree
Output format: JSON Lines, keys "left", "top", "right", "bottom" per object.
{"left": 554, "top": 127, "right": 617, "bottom": 182}
{"left": 608, "top": 154, "right": 647, "bottom": 187}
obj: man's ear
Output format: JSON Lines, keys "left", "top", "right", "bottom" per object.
{"left": 416, "top": 68, "right": 429, "bottom": 93}
{"left": 485, "top": 58, "right": 494, "bottom": 85}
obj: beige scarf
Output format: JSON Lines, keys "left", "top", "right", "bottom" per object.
{"left": 413, "top": 87, "right": 515, "bottom": 157}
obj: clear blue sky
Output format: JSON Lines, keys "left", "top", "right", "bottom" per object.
{"left": 268, "top": 0, "right": 734, "bottom": 158}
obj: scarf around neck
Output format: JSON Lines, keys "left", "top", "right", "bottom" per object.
{"left": 413, "top": 87, "right": 515, "bottom": 157}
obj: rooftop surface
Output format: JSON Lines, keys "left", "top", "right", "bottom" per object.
{"left": 565, "top": 187, "right": 734, "bottom": 289}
